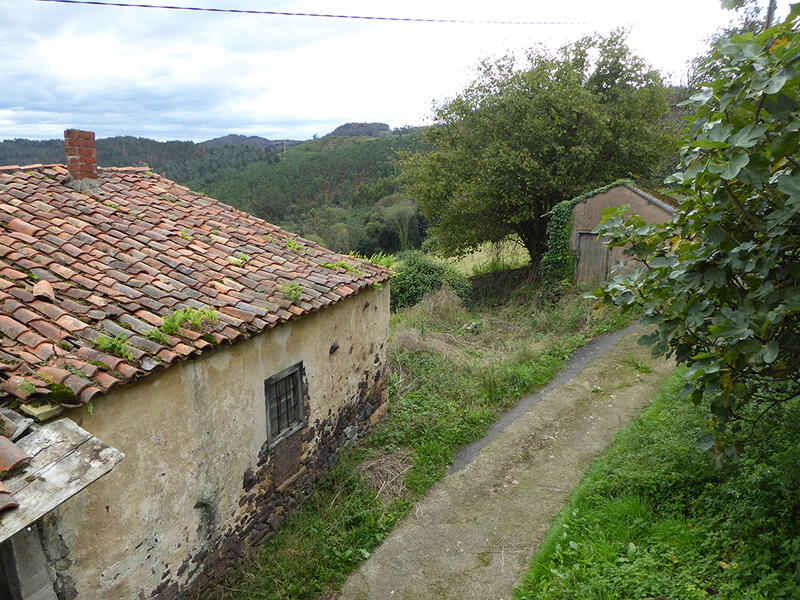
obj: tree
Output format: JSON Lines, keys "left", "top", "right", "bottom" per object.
{"left": 686, "top": 0, "right": 768, "bottom": 91}
{"left": 592, "top": 6, "right": 800, "bottom": 446}
{"left": 401, "top": 31, "right": 677, "bottom": 264}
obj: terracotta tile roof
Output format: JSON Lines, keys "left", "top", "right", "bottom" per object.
{"left": 0, "top": 164, "right": 391, "bottom": 414}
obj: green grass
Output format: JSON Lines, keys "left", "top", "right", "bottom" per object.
{"left": 93, "top": 331, "right": 133, "bottom": 360}
{"left": 445, "top": 238, "right": 530, "bottom": 276}
{"left": 216, "top": 284, "right": 637, "bottom": 599}
{"left": 514, "top": 370, "right": 800, "bottom": 600}
{"left": 159, "top": 307, "right": 218, "bottom": 336}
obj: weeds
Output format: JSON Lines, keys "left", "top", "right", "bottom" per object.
{"left": 285, "top": 237, "right": 309, "bottom": 253}
{"left": 147, "top": 328, "right": 169, "bottom": 345}
{"left": 229, "top": 252, "right": 251, "bottom": 267}
{"left": 281, "top": 282, "right": 303, "bottom": 303}
{"left": 160, "top": 308, "right": 218, "bottom": 336}
{"left": 214, "top": 284, "right": 635, "bottom": 599}
{"left": 514, "top": 371, "right": 800, "bottom": 600}
{"left": 17, "top": 380, "right": 36, "bottom": 396}
{"left": 93, "top": 331, "right": 133, "bottom": 360}
{"left": 320, "top": 260, "right": 364, "bottom": 276}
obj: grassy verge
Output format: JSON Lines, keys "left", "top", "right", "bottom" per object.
{"left": 216, "top": 284, "right": 636, "bottom": 599}
{"left": 514, "top": 370, "right": 800, "bottom": 600}
{"left": 445, "top": 238, "right": 530, "bottom": 276}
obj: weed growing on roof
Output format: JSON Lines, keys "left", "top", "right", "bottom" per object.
{"left": 160, "top": 307, "right": 218, "bottom": 336}
{"left": 106, "top": 201, "right": 119, "bottom": 210}
{"left": 281, "top": 282, "right": 303, "bottom": 303}
{"left": 17, "top": 380, "right": 36, "bottom": 396}
{"left": 179, "top": 229, "right": 191, "bottom": 240}
{"left": 161, "top": 194, "right": 178, "bottom": 204}
{"left": 263, "top": 233, "right": 277, "bottom": 243}
{"left": 229, "top": 252, "right": 251, "bottom": 267}
{"left": 65, "top": 365, "right": 88, "bottom": 379}
{"left": 319, "top": 261, "right": 364, "bottom": 276}
{"left": 348, "top": 250, "right": 394, "bottom": 269}
{"left": 202, "top": 333, "right": 217, "bottom": 345}
{"left": 147, "top": 328, "right": 169, "bottom": 345}
{"left": 285, "top": 237, "right": 309, "bottom": 253}
{"left": 186, "top": 307, "right": 219, "bottom": 329}
{"left": 93, "top": 332, "right": 134, "bottom": 360}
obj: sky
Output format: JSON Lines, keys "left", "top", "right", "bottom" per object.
{"left": 0, "top": 0, "right": 791, "bottom": 142}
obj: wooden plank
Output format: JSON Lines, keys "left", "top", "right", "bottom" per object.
{"left": 0, "top": 418, "right": 124, "bottom": 544}
{"left": 1, "top": 409, "right": 33, "bottom": 441}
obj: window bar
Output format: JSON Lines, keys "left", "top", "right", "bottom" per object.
{"left": 280, "top": 377, "right": 289, "bottom": 430}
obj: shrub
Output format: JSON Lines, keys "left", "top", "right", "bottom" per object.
{"left": 390, "top": 251, "right": 470, "bottom": 311}
{"left": 592, "top": 10, "right": 800, "bottom": 446}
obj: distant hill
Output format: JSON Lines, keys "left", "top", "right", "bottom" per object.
{"left": 202, "top": 132, "right": 429, "bottom": 254}
{"left": 0, "top": 135, "right": 279, "bottom": 190}
{"left": 200, "top": 134, "right": 303, "bottom": 151}
{"left": 0, "top": 127, "right": 432, "bottom": 255}
{"left": 328, "top": 122, "right": 392, "bottom": 137}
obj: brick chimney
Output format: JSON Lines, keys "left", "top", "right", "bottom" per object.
{"left": 64, "top": 129, "right": 99, "bottom": 191}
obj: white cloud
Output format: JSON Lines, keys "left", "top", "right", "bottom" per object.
{"left": 0, "top": 0, "right": 792, "bottom": 141}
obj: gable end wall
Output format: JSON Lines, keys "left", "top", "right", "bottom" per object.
{"left": 41, "top": 286, "right": 390, "bottom": 599}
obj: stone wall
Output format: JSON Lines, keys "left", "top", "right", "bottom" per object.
{"left": 41, "top": 285, "right": 390, "bottom": 599}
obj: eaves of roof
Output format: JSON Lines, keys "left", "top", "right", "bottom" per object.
{"left": 0, "top": 163, "right": 391, "bottom": 417}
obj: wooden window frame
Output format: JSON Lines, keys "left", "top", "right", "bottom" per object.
{"left": 265, "top": 362, "right": 305, "bottom": 448}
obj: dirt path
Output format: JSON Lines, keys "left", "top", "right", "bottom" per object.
{"left": 339, "top": 325, "right": 673, "bottom": 600}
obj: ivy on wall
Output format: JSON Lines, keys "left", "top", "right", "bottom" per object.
{"left": 539, "top": 180, "right": 634, "bottom": 286}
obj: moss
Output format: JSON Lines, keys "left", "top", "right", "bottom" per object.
{"left": 47, "top": 382, "right": 79, "bottom": 404}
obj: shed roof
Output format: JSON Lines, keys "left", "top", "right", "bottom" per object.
{"left": 0, "top": 163, "right": 391, "bottom": 414}
{"left": 571, "top": 179, "right": 678, "bottom": 215}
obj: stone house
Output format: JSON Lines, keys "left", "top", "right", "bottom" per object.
{"left": 569, "top": 182, "right": 677, "bottom": 283}
{"left": 0, "top": 130, "right": 392, "bottom": 599}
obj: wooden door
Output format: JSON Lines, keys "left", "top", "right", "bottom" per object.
{"left": 576, "top": 232, "right": 609, "bottom": 283}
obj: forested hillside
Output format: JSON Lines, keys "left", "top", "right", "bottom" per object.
{"left": 0, "top": 136, "right": 280, "bottom": 190}
{"left": 1, "top": 129, "right": 429, "bottom": 255}
{"left": 201, "top": 133, "right": 429, "bottom": 255}
{"left": 200, "top": 134, "right": 302, "bottom": 151}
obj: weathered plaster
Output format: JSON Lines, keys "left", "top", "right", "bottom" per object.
{"left": 44, "top": 285, "right": 390, "bottom": 599}
{"left": 570, "top": 186, "right": 674, "bottom": 281}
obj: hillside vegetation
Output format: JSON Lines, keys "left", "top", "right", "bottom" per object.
{"left": 0, "top": 135, "right": 281, "bottom": 190}
{"left": 202, "top": 133, "right": 429, "bottom": 255}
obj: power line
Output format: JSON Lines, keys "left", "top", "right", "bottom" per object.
{"left": 35, "top": 0, "right": 585, "bottom": 26}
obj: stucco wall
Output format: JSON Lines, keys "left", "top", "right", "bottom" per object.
{"left": 41, "top": 285, "right": 390, "bottom": 599}
{"left": 570, "top": 186, "right": 674, "bottom": 281}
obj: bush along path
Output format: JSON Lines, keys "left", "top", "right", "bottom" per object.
{"left": 339, "top": 326, "right": 673, "bottom": 600}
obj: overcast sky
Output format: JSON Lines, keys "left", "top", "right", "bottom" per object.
{"left": 0, "top": 0, "right": 790, "bottom": 142}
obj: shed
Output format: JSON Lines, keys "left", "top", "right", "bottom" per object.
{"left": 0, "top": 130, "right": 392, "bottom": 599}
{"left": 569, "top": 182, "right": 676, "bottom": 283}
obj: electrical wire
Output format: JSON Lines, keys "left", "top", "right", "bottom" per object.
{"left": 35, "top": 0, "right": 585, "bottom": 26}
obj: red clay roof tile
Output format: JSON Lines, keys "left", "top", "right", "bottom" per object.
{"left": 0, "top": 164, "right": 391, "bottom": 412}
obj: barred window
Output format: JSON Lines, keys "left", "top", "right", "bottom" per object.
{"left": 265, "top": 362, "right": 305, "bottom": 445}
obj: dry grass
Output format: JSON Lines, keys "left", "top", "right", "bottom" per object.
{"left": 357, "top": 449, "right": 414, "bottom": 504}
